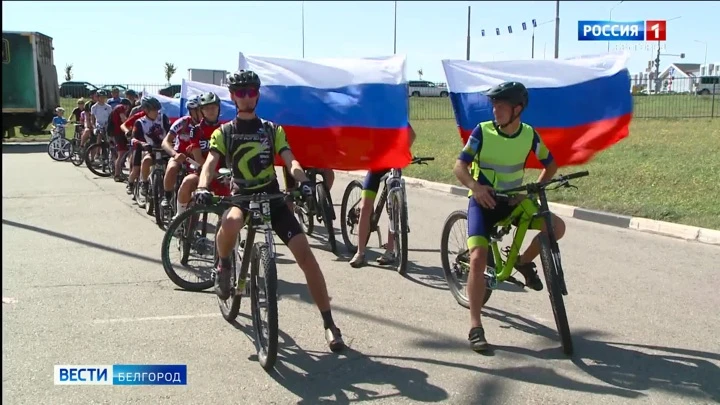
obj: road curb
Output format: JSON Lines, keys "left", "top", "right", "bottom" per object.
{"left": 2, "top": 142, "right": 49, "bottom": 154}
{"left": 334, "top": 170, "right": 719, "bottom": 247}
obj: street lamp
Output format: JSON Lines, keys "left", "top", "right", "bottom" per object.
{"left": 608, "top": 0, "right": 624, "bottom": 52}
{"left": 694, "top": 39, "right": 708, "bottom": 69}
{"left": 393, "top": 1, "right": 397, "bottom": 55}
{"left": 532, "top": 19, "right": 553, "bottom": 59}
{"left": 653, "top": 16, "right": 682, "bottom": 92}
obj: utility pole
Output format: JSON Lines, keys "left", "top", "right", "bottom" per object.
{"left": 302, "top": 1, "right": 305, "bottom": 58}
{"left": 466, "top": 6, "right": 471, "bottom": 60}
{"left": 553, "top": 0, "right": 560, "bottom": 58}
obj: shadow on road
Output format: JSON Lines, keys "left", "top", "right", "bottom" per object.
{"left": 2, "top": 219, "right": 161, "bottom": 265}
{"left": 1, "top": 143, "right": 48, "bottom": 154}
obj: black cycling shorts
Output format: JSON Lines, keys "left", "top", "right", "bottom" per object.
{"left": 235, "top": 181, "right": 304, "bottom": 245}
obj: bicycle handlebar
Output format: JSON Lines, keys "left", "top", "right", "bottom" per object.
{"left": 496, "top": 170, "right": 590, "bottom": 195}
{"left": 411, "top": 156, "right": 435, "bottom": 165}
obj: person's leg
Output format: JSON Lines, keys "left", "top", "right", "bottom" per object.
{"left": 275, "top": 204, "right": 345, "bottom": 352}
{"left": 139, "top": 154, "right": 152, "bottom": 196}
{"left": 465, "top": 197, "right": 492, "bottom": 352}
{"left": 163, "top": 159, "right": 182, "bottom": 208}
{"left": 349, "top": 170, "right": 387, "bottom": 268}
{"left": 214, "top": 206, "right": 245, "bottom": 299}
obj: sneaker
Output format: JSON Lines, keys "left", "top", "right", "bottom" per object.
{"left": 160, "top": 197, "right": 170, "bottom": 208}
{"left": 468, "top": 326, "right": 489, "bottom": 352}
{"left": 214, "top": 264, "right": 232, "bottom": 300}
{"left": 515, "top": 262, "right": 544, "bottom": 291}
{"left": 126, "top": 182, "right": 134, "bottom": 195}
{"left": 376, "top": 249, "right": 396, "bottom": 265}
{"left": 324, "top": 326, "right": 346, "bottom": 353}
{"left": 349, "top": 252, "right": 366, "bottom": 268}
{"left": 140, "top": 182, "right": 149, "bottom": 197}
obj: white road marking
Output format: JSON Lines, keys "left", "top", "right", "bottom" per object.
{"left": 93, "top": 313, "right": 218, "bottom": 324}
{"left": 2, "top": 297, "right": 18, "bottom": 304}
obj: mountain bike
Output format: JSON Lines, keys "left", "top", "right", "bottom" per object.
{"left": 84, "top": 127, "right": 115, "bottom": 178}
{"left": 292, "top": 168, "right": 337, "bottom": 253}
{"left": 440, "top": 170, "right": 589, "bottom": 356}
{"left": 69, "top": 123, "right": 85, "bottom": 166}
{"left": 143, "top": 148, "right": 170, "bottom": 223}
{"left": 47, "top": 125, "right": 72, "bottom": 162}
{"left": 340, "top": 156, "right": 434, "bottom": 275}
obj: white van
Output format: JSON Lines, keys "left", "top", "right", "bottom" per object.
{"left": 696, "top": 76, "right": 719, "bottom": 95}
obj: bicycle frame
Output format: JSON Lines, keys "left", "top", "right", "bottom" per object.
{"left": 368, "top": 169, "right": 406, "bottom": 236}
{"left": 488, "top": 189, "right": 555, "bottom": 284}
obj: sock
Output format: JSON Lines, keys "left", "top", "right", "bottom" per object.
{"left": 176, "top": 202, "right": 188, "bottom": 216}
{"left": 219, "top": 256, "right": 232, "bottom": 269}
{"left": 321, "top": 310, "right": 335, "bottom": 329}
{"left": 164, "top": 191, "right": 173, "bottom": 200}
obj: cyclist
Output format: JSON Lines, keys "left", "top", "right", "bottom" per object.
{"left": 453, "top": 81, "right": 565, "bottom": 352}
{"left": 80, "top": 90, "right": 98, "bottom": 148}
{"left": 107, "top": 87, "right": 122, "bottom": 108}
{"left": 194, "top": 70, "right": 346, "bottom": 352}
{"left": 348, "top": 124, "right": 417, "bottom": 268}
{"left": 171, "top": 92, "right": 228, "bottom": 220}
{"left": 70, "top": 99, "right": 84, "bottom": 124}
{"left": 51, "top": 107, "right": 68, "bottom": 138}
{"left": 125, "top": 89, "right": 139, "bottom": 106}
{"left": 128, "top": 96, "right": 171, "bottom": 199}
{"left": 109, "top": 98, "right": 134, "bottom": 181}
{"left": 160, "top": 96, "right": 202, "bottom": 209}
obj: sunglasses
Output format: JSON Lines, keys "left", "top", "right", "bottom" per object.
{"left": 233, "top": 87, "right": 259, "bottom": 98}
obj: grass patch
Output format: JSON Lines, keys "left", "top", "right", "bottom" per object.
{"left": 407, "top": 118, "right": 720, "bottom": 230}
{"left": 409, "top": 94, "right": 719, "bottom": 120}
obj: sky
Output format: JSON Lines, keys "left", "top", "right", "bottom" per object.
{"left": 2, "top": 1, "right": 718, "bottom": 86}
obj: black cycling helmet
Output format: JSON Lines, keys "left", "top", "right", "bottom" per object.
{"left": 198, "top": 92, "right": 220, "bottom": 106}
{"left": 119, "top": 98, "right": 132, "bottom": 107}
{"left": 483, "top": 81, "right": 529, "bottom": 108}
{"left": 97, "top": 89, "right": 108, "bottom": 97}
{"left": 227, "top": 70, "right": 261, "bottom": 89}
{"left": 186, "top": 96, "right": 200, "bottom": 110}
{"left": 141, "top": 96, "right": 161, "bottom": 110}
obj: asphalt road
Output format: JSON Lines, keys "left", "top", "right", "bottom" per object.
{"left": 3, "top": 149, "right": 719, "bottom": 405}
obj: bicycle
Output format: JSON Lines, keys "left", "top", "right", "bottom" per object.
{"left": 143, "top": 147, "right": 171, "bottom": 222}
{"left": 440, "top": 170, "right": 590, "bottom": 356}
{"left": 47, "top": 125, "right": 72, "bottom": 162}
{"left": 161, "top": 168, "right": 301, "bottom": 371}
{"left": 84, "top": 126, "right": 115, "bottom": 178}
{"left": 292, "top": 168, "right": 337, "bottom": 253}
{"left": 340, "top": 156, "right": 434, "bottom": 275}
{"left": 68, "top": 123, "right": 85, "bottom": 167}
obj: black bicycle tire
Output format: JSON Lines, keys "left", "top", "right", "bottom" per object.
{"left": 440, "top": 210, "right": 495, "bottom": 308}
{"left": 538, "top": 233, "right": 574, "bottom": 356}
{"left": 395, "top": 192, "right": 409, "bottom": 275}
{"left": 340, "top": 180, "right": 364, "bottom": 254}
{"left": 316, "top": 183, "right": 337, "bottom": 253}
{"left": 152, "top": 170, "right": 165, "bottom": 225}
{"left": 84, "top": 144, "right": 112, "bottom": 177}
{"left": 181, "top": 211, "right": 198, "bottom": 265}
{"left": 47, "top": 138, "right": 71, "bottom": 162}
{"left": 161, "top": 205, "right": 220, "bottom": 291}
{"left": 70, "top": 140, "right": 84, "bottom": 166}
{"left": 250, "top": 242, "right": 279, "bottom": 371}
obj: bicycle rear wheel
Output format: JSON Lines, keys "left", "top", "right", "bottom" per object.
{"left": 152, "top": 170, "right": 165, "bottom": 225}
{"left": 390, "top": 191, "right": 409, "bottom": 275}
{"left": 340, "top": 180, "right": 363, "bottom": 254}
{"left": 47, "top": 137, "right": 71, "bottom": 161}
{"left": 250, "top": 242, "right": 278, "bottom": 371}
{"left": 316, "top": 183, "right": 337, "bottom": 253}
{"left": 85, "top": 143, "right": 112, "bottom": 177}
{"left": 538, "top": 233, "right": 573, "bottom": 356}
{"left": 440, "top": 210, "right": 495, "bottom": 308}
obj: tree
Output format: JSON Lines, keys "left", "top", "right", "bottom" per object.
{"left": 417, "top": 68, "right": 423, "bottom": 80}
{"left": 64, "top": 64, "right": 73, "bottom": 81}
{"left": 164, "top": 62, "right": 177, "bottom": 84}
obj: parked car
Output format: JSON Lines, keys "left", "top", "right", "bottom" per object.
{"left": 59, "top": 81, "right": 99, "bottom": 98}
{"left": 159, "top": 84, "right": 181, "bottom": 98}
{"left": 408, "top": 80, "right": 449, "bottom": 97}
{"left": 696, "top": 76, "right": 720, "bottom": 95}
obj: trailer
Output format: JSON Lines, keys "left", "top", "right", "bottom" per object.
{"left": 188, "top": 68, "right": 228, "bottom": 86}
{"left": 2, "top": 31, "right": 60, "bottom": 137}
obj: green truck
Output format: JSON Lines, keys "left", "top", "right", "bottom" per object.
{"left": 2, "top": 31, "right": 60, "bottom": 138}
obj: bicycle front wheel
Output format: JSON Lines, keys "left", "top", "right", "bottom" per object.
{"left": 47, "top": 137, "right": 71, "bottom": 162}
{"left": 250, "top": 242, "right": 278, "bottom": 371}
{"left": 70, "top": 140, "right": 84, "bottom": 166}
{"left": 316, "top": 183, "right": 337, "bottom": 254}
{"left": 390, "top": 191, "right": 409, "bottom": 275}
{"left": 84, "top": 144, "right": 112, "bottom": 177}
{"left": 538, "top": 233, "right": 573, "bottom": 356}
{"left": 340, "top": 180, "right": 363, "bottom": 254}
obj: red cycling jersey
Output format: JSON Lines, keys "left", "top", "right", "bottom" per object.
{"left": 168, "top": 115, "right": 197, "bottom": 153}
{"left": 188, "top": 119, "right": 230, "bottom": 196}
{"left": 122, "top": 110, "right": 146, "bottom": 132}
{"left": 109, "top": 105, "right": 129, "bottom": 136}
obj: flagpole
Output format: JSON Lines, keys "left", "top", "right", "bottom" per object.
{"left": 393, "top": 1, "right": 397, "bottom": 54}
{"left": 553, "top": 0, "right": 560, "bottom": 58}
{"left": 302, "top": 1, "right": 305, "bottom": 58}
{"left": 466, "top": 6, "right": 471, "bottom": 60}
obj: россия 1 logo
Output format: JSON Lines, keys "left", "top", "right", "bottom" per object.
{"left": 577, "top": 20, "right": 666, "bottom": 41}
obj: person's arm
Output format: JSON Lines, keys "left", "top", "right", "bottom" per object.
{"left": 90, "top": 104, "right": 97, "bottom": 128}
{"left": 532, "top": 130, "right": 557, "bottom": 183}
{"left": 199, "top": 128, "right": 225, "bottom": 189}
{"left": 163, "top": 117, "right": 184, "bottom": 156}
{"left": 276, "top": 126, "right": 309, "bottom": 183}
{"left": 453, "top": 125, "right": 495, "bottom": 208}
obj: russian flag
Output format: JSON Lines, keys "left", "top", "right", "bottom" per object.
{"left": 179, "top": 80, "right": 238, "bottom": 122}
{"left": 146, "top": 92, "right": 183, "bottom": 124}
{"left": 442, "top": 52, "right": 633, "bottom": 168}
{"left": 239, "top": 53, "right": 412, "bottom": 170}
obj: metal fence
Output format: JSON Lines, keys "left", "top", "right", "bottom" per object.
{"left": 61, "top": 81, "right": 718, "bottom": 120}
